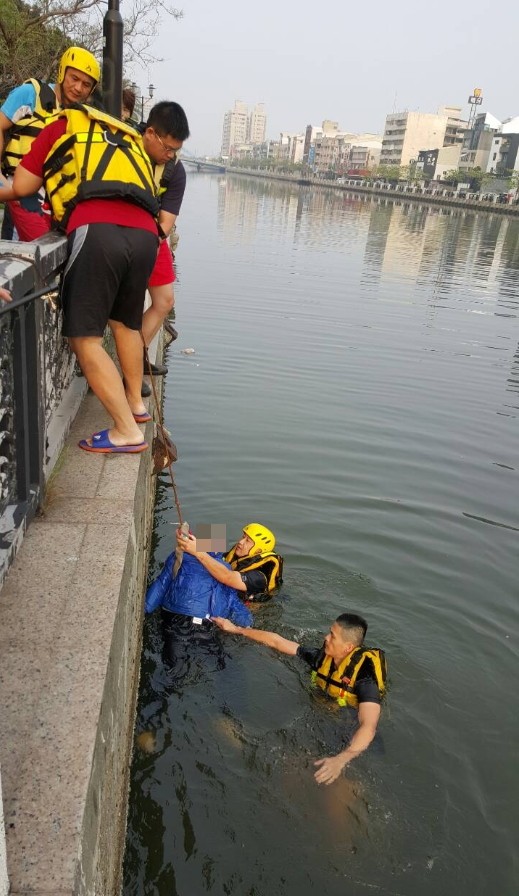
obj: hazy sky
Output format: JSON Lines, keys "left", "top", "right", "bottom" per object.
{"left": 134, "top": 0, "right": 518, "bottom": 156}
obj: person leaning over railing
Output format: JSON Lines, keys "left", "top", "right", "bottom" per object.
{"left": 137, "top": 103, "right": 189, "bottom": 384}
{"left": 0, "top": 104, "right": 180, "bottom": 454}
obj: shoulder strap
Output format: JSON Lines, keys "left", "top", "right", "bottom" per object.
{"left": 24, "top": 78, "right": 57, "bottom": 113}
{"left": 37, "top": 80, "right": 58, "bottom": 113}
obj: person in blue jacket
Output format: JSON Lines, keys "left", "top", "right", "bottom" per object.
{"left": 145, "top": 541, "right": 253, "bottom": 667}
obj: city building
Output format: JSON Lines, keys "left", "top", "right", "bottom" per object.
{"left": 380, "top": 106, "right": 466, "bottom": 167}
{"left": 248, "top": 103, "right": 267, "bottom": 144}
{"left": 221, "top": 101, "right": 248, "bottom": 158}
{"left": 490, "top": 117, "right": 519, "bottom": 174}
{"left": 460, "top": 111, "right": 502, "bottom": 172}
{"left": 221, "top": 101, "right": 267, "bottom": 158}
{"left": 302, "top": 121, "right": 381, "bottom": 175}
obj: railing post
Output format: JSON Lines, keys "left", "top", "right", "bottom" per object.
{"left": 12, "top": 299, "right": 44, "bottom": 509}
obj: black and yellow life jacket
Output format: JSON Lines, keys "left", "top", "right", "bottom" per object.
{"left": 42, "top": 104, "right": 160, "bottom": 228}
{"left": 2, "top": 79, "right": 59, "bottom": 175}
{"left": 311, "top": 646, "right": 387, "bottom": 708}
{"left": 224, "top": 546, "right": 284, "bottom": 595}
{"left": 153, "top": 159, "right": 177, "bottom": 199}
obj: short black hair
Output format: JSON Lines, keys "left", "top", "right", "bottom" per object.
{"left": 147, "top": 101, "right": 190, "bottom": 141}
{"left": 335, "top": 613, "right": 367, "bottom": 646}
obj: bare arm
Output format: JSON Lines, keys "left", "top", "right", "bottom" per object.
{"left": 212, "top": 616, "right": 299, "bottom": 655}
{"left": 1, "top": 164, "right": 41, "bottom": 202}
{"left": 0, "top": 110, "right": 13, "bottom": 161}
{"left": 313, "top": 701, "right": 381, "bottom": 785}
{"left": 12, "top": 165, "right": 43, "bottom": 197}
{"left": 158, "top": 209, "right": 177, "bottom": 239}
{"left": 176, "top": 531, "right": 247, "bottom": 591}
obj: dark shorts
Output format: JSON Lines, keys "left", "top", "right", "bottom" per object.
{"left": 61, "top": 223, "right": 158, "bottom": 337}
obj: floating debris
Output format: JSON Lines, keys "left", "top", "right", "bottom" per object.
{"left": 181, "top": 347, "right": 196, "bottom": 355}
{"left": 136, "top": 730, "right": 156, "bottom": 754}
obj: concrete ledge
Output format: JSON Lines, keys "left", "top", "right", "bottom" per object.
{"left": 0, "top": 375, "right": 162, "bottom": 894}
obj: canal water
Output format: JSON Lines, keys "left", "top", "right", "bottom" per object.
{"left": 123, "top": 175, "right": 519, "bottom": 896}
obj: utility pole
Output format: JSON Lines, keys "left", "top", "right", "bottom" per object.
{"left": 102, "top": 0, "right": 123, "bottom": 117}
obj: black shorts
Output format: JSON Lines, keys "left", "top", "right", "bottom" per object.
{"left": 61, "top": 223, "right": 158, "bottom": 337}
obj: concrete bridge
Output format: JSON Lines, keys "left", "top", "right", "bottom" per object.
{"left": 182, "top": 156, "right": 226, "bottom": 173}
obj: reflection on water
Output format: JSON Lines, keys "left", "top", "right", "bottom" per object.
{"left": 124, "top": 176, "right": 519, "bottom": 896}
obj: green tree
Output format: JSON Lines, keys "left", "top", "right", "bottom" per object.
{"left": 373, "top": 164, "right": 406, "bottom": 183}
{"left": 0, "top": 0, "right": 183, "bottom": 96}
{"left": 443, "top": 167, "right": 484, "bottom": 190}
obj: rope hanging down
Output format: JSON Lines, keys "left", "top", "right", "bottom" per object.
{"left": 141, "top": 332, "right": 184, "bottom": 528}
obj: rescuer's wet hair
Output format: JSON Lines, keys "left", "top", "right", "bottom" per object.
{"left": 335, "top": 613, "right": 367, "bottom": 646}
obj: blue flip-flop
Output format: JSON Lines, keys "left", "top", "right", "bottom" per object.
{"left": 78, "top": 429, "right": 148, "bottom": 454}
{"left": 133, "top": 411, "right": 153, "bottom": 424}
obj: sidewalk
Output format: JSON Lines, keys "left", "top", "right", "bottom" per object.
{"left": 0, "top": 385, "right": 158, "bottom": 895}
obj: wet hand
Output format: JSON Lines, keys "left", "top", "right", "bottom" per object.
{"left": 0, "top": 287, "right": 12, "bottom": 303}
{"left": 313, "top": 756, "right": 346, "bottom": 786}
{"left": 176, "top": 529, "right": 196, "bottom": 554}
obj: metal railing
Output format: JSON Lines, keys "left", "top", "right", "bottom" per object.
{"left": 0, "top": 233, "right": 68, "bottom": 585}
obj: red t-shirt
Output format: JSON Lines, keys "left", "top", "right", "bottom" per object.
{"left": 20, "top": 118, "right": 158, "bottom": 236}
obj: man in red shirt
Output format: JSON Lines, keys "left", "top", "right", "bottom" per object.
{"left": 0, "top": 106, "right": 184, "bottom": 452}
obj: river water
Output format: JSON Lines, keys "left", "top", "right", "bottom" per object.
{"left": 123, "top": 175, "right": 519, "bottom": 896}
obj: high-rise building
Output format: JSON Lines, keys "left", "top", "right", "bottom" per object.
{"left": 248, "top": 104, "right": 267, "bottom": 144}
{"left": 221, "top": 101, "right": 248, "bottom": 157}
{"left": 221, "top": 101, "right": 267, "bottom": 158}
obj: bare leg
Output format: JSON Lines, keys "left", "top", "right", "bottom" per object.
{"left": 69, "top": 335, "right": 145, "bottom": 446}
{"left": 109, "top": 319, "right": 147, "bottom": 417}
{"left": 141, "top": 282, "right": 175, "bottom": 347}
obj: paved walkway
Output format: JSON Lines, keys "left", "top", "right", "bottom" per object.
{"left": 0, "top": 386, "right": 157, "bottom": 894}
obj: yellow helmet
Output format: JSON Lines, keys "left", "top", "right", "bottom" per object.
{"left": 58, "top": 47, "right": 100, "bottom": 86}
{"left": 243, "top": 523, "right": 276, "bottom": 556}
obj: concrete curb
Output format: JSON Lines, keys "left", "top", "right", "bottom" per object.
{"left": 0, "top": 377, "right": 162, "bottom": 894}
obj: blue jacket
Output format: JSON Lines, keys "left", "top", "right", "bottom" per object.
{"left": 145, "top": 551, "right": 253, "bottom": 627}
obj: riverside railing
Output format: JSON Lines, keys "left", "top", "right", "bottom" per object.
{"left": 0, "top": 232, "right": 70, "bottom": 585}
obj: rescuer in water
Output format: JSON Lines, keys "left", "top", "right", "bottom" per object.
{"left": 212, "top": 611, "right": 386, "bottom": 785}
{"left": 145, "top": 523, "right": 283, "bottom": 667}
{"left": 176, "top": 522, "right": 283, "bottom": 601}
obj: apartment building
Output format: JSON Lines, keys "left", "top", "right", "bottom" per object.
{"left": 277, "top": 133, "right": 305, "bottom": 164}
{"left": 221, "top": 101, "right": 267, "bottom": 157}
{"left": 380, "top": 107, "right": 466, "bottom": 167}
{"left": 248, "top": 104, "right": 267, "bottom": 144}
{"left": 221, "top": 101, "right": 249, "bottom": 157}
{"left": 461, "top": 111, "right": 502, "bottom": 171}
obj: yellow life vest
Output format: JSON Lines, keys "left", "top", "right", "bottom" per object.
{"left": 42, "top": 104, "right": 159, "bottom": 228}
{"left": 153, "top": 159, "right": 178, "bottom": 199}
{"left": 2, "top": 79, "right": 58, "bottom": 175}
{"left": 224, "top": 547, "right": 284, "bottom": 595}
{"left": 311, "top": 646, "right": 387, "bottom": 708}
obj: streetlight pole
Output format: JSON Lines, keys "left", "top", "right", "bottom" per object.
{"left": 131, "top": 83, "right": 155, "bottom": 124}
{"left": 102, "top": 0, "right": 123, "bottom": 117}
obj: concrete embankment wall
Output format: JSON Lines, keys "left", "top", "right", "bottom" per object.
{"left": 0, "top": 384, "right": 159, "bottom": 894}
{"left": 227, "top": 168, "right": 519, "bottom": 216}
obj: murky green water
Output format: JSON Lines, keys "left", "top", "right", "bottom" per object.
{"left": 123, "top": 176, "right": 519, "bottom": 896}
